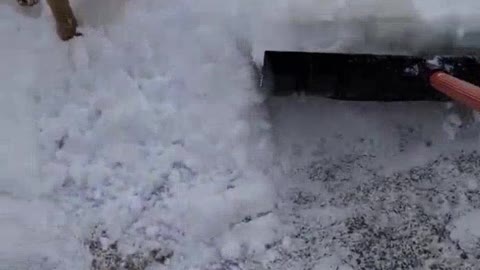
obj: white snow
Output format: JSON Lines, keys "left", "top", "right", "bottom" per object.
{"left": 2, "top": 0, "right": 480, "bottom": 269}
{"left": 0, "top": 197, "right": 89, "bottom": 269}
{"left": 0, "top": 51, "right": 39, "bottom": 197}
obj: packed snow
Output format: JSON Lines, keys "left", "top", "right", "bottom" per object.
{"left": 2, "top": 0, "right": 480, "bottom": 269}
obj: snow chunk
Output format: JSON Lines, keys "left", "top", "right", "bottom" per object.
{"left": 218, "top": 213, "right": 282, "bottom": 259}
{"left": 450, "top": 210, "right": 480, "bottom": 250}
{"left": 443, "top": 113, "right": 463, "bottom": 140}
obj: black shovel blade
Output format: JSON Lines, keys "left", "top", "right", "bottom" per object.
{"left": 261, "top": 50, "right": 480, "bottom": 101}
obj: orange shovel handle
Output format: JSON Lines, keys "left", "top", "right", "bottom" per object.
{"left": 430, "top": 71, "right": 480, "bottom": 111}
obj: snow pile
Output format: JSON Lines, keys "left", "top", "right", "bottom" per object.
{"left": 2, "top": 0, "right": 280, "bottom": 269}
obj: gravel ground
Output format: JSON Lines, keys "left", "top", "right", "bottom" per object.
{"left": 251, "top": 98, "right": 480, "bottom": 270}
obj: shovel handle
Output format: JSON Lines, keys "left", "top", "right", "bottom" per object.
{"left": 430, "top": 71, "right": 480, "bottom": 111}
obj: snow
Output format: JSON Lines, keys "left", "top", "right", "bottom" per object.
{"left": 0, "top": 197, "right": 90, "bottom": 269}
{"left": 0, "top": 52, "right": 39, "bottom": 197}
{"left": 3, "top": 0, "right": 480, "bottom": 269}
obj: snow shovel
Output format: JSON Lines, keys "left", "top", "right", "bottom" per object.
{"left": 261, "top": 51, "right": 480, "bottom": 111}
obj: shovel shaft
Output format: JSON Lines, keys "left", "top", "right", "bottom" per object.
{"left": 430, "top": 71, "right": 480, "bottom": 111}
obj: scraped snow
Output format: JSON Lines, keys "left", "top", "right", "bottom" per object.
{"left": 2, "top": 0, "right": 480, "bottom": 269}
